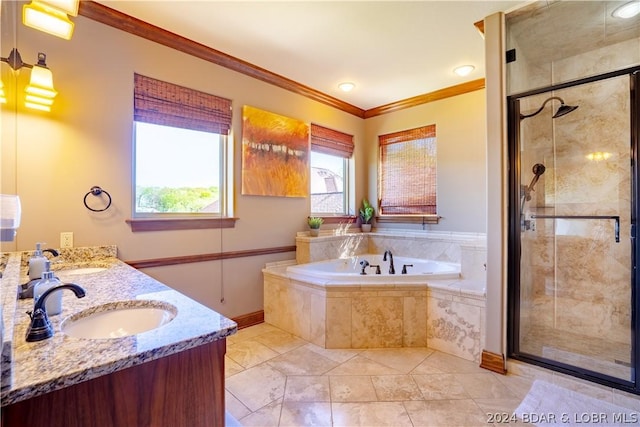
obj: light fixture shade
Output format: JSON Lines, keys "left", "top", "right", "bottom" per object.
{"left": 0, "top": 80, "right": 6, "bottom": 104}
{"left": 23, "top": 1, "right": 75, "bottom": 40}
{"left": 25, "top": 100, "right": 52, "bottom": 112}
{"left": 38, "top": 0, "right": 79, "bottom": 16}
{"left": 26, "top": 94, "right": 54, "bottom": 106}
{"left": 25, "top": 65, "right": 58, "bottom": 99}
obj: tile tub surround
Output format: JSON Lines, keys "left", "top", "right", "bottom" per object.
{"left": 295, "top": 230, "right": 486, "bottom": 266}
{"left": 268, "top": 230, "right": 487, "bottom": 360}
{"left": 0, "top": 246, "right": 237, "bottom": 406}
{"left": 263, "top": 263, "right": 485, "bottom": 362}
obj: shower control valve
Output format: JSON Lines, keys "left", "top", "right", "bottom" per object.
{"left": 369, "top": 264, "right": 381, "bottom": 275}
{"left": 523, "top": 219, "right": 536, "bottom": 231}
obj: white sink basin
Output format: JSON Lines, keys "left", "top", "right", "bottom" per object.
{"left": 61, "top": 301, "right": 177, "bottom": 339}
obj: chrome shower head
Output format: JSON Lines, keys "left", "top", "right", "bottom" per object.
{"left": 520, "top": 96, "right": 578, "bottom": 120}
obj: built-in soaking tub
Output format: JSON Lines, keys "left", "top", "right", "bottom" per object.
{"left": 263, "top": 255, "right": 486, "bottom": 362}
{"left": 285, "top": 255, "right": 461, "bottom": 284}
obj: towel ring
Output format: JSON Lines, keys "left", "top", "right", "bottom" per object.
{"left": 83, "top": 186, "right": 112, "bottom": 212}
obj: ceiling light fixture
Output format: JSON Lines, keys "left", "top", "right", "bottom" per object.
{"left": 338, "top": 82, "right": 355, "bottom": 92}
{"left": 23, "top": 0, "right": 79, "bottom": 40}
{"left": 612, "top": 1, "right": 640, "bottom": 19}
{"left": 453, "top": 65, "right": 475, "bottom": 77}
{"left": 1, "top": 49, "right": 58, "bottom": 112}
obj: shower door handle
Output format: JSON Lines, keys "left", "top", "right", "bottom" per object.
{"left": 530, "top": 215, "right": 620, "bottom": 243}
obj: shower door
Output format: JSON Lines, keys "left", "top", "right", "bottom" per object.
{"left": 509, "top": 69, "right": 638, "bottom": 389}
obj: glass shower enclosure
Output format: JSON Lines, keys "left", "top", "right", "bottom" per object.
{"left": 508, "top": 69, "right": 639, "bottom": 391}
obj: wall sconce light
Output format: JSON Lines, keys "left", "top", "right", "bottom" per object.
{"left": 23, "top": 0, "right": 79, "bottom": 40}
{"left": 1, "top": 48, "right": 58, "bottom": 112}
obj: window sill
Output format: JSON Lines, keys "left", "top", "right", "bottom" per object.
{"left": 375, "top": 215, "right": 440, "bottom": 225}
{"left": 126, "top": 217, "right": 238, "bottom": 232}
{"left": 313, "top": 215, "right": 357, "bottom": 225}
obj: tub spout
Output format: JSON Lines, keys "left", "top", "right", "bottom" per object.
{"left": 383, "top": 250, "right": 395, "bottom": 274}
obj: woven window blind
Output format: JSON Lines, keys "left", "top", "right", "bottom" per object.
{"left": 310, "top": 123, "right": 354, "bottom": 158}
{"left": 379, "top": 124, "right": 437, "bottom": 215}
{"left": 134, "top": 73, "right": 232, "bottom": 134}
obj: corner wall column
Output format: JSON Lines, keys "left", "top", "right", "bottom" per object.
{"left": 481, "top": 11, "right": 508, "bottom": 374}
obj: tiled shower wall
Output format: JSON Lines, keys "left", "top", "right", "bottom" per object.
{"left": 509, "top": 10, "right": 638, "bottom": 351}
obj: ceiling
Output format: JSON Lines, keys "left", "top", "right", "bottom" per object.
{"left": 95, "top": 1, "right": 522, "bottom": 110}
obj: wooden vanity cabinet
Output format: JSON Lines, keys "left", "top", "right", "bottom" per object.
{"left": 2, "top": 339, "right": 226, "bottom": 427}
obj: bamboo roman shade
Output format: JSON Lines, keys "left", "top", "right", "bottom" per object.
{"left": 310, "top": 123, "right": 354, "bottom": 158}
{"left": 379, "top": 124, "right": 437, "bottom": 215}
{"left": 134, "top": 73, "right": 232, "bottom": 134}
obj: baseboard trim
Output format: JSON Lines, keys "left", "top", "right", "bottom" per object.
{"left": 480, "top": 350, "right": 507, "bottom": 374}
{"left": 232, "top": 310, "right": 264, "bottom": 330}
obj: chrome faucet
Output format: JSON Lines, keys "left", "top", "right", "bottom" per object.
{"left": 25, "top": 283, "right": 86, "bottom": 342}
{"left": 383, "top": 250, "right": 395, "bottom": 274}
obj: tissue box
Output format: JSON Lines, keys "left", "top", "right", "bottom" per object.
{"left": 0, "top": 194, "right": 21, "bottom": 241}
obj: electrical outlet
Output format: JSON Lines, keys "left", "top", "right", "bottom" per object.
{"left": 60, "top": 232, "right": 73, "bottom": 248}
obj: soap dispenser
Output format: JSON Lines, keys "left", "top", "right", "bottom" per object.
{"left": 28, "top": 243, "right": 47, "bottom": 281}
{"left": 33, "top": 261, "right": 63, "bottom": 315}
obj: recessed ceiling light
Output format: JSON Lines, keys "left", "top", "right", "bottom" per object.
{"left": 612, "top": 1, "right": 640, "bottom": 19}
{"left": 338, "top": 82, "right": 355, "bottom": 92}
{"left": 453, "top": 65, "right": 475, "bottom": 77}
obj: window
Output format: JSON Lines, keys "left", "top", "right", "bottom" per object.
{"left": 309, "top": 124, "right": 353, "bottom": 215}
{"left": 134, "top": 123, "right": 223, "bottom": 214}
{"left": 379, "top": 124, "right": 437, "bottom": 216}
{"left": 132, "top": 74, "right": 232, "bottom": 223}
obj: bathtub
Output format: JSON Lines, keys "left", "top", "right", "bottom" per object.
{"left": 264, "top": 256, "right": 486, "bottom": 361}
{"left": 286, "top": 255, "right": 460, "bottom": 284}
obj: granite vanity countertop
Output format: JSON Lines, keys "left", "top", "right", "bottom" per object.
{"left": 0, "top": 246, "right": 237, "bottom": 406}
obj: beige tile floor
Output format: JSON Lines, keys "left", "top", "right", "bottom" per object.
{"left": 224, "top": 323, "right": 534, "bottom": 426}
{"left": 224, "top": 323, "right": 640, "bottom": 426}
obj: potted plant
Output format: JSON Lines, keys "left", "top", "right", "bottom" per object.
{"left": 307, "top": 216, "right": 324, "bottom": 237}
{"left": 359, "top": 198, "right": 375, "bottom": 232}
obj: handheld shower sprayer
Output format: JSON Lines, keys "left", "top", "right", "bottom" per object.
{"left": 525, "top": 163, "right": 546, "bottom": 201}
{"left": 520, "top": 163, "right": 546, "bottom": 231}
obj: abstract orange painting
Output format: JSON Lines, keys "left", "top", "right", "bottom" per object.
{"left": 241, "top": 105, "right": 310, "bottom": 197}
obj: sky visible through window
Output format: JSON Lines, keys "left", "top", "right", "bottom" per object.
{"left": 135, "top": 122, "right": 220, "bottom": 188}
{"left": 311, "top": 151, "right": 343, "bottom": 177}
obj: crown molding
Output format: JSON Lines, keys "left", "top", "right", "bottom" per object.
{"left": 364, "top": 79, "right": 486, "bottom": 118}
